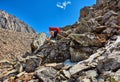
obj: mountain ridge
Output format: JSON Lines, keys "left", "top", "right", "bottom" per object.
{"left": 0, "top": 10, "right": 35, "bottom": 33}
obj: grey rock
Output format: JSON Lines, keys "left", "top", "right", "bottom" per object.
{"left": 45, "top": 63, "right": 64, "bottom": 70}
{"left": 0, "top": 10, "right": 35, "bottom": 33}
{"left": 69, "top": 33, "right": 105, "bottom": 47}
{"left": 70, "top": 47, "right": 89, "bottom": 62}
{"left": 31, "top": 32, "right": 46, "bottom": 52}
{"left": 69, "top": 62, "right": 90, "bottom": 75}
{"left": 24, "top": 58, "right": 42, "bottom": 73}
{"left": 3, "top": 79, "right": 9, "bottom": 82}
{"left": 102, "top": 10, "right": 118, "bottom": 24}
{"left": 36, "top": 39, "right": 70, "bottom": 64}
{"left": 77, "top": 77, "right": 91, "bottom": 82}
{"left": 35, "top": 66, "right": 57, "bottom": 82}
{"left": 62, "top": 70, "right": 71, "bottom": 78}
{"left": 112, "top": 69, "right": 120, "bottom": 82}
{"left": 96, "top": 0, "right": 104, "bottom": 6}
{"left": 85, "top": 70, "right": 98, "bottom": 78}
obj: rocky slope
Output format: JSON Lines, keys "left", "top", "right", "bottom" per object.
{"left": 0, "top": 28, "right": 35, "bottom": 62}
{"left": 0, "top": 10, "right": 35, "bottom": 33}
{"left": 0, "top": 0, "right": 120, "bottom": 82}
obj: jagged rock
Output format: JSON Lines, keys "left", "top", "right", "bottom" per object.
{"left": 69, "top": 33, "right": 106, "bottom": 47}
{"left": 69, "top": 62, "right": 90, "bottom": 75}
{"left": 87, "top": 18, "right": 102, "bottom": 33}
{"left": 70, "top": 47, "right": 89, "bottom": 62}
{"left": 75, "top": 19, "right": 91, "bottom": 33}
{"left": 1, "top": 0, "right": 120, "bottom": 81}
{"left": 97, "top": 36, "right": 120, "bottom": 73}
{"left": 34, "top": 66, "right": 58, "bottom": 82}
{"left": 102, "top": 10, "right": 118, "bottom": 24}
{"left": 36, "top": 38, "right": 70, "bottom": 64}
{"left": 31, "top": 33, "right": 46, "bottom": 52}
{"left": 62, "top": 70, "right": 71, "bottom": 79}
{"left": 0, "top": 10, "right": 35, "bottom": 33}
{"left": 24, "top": 58, "right": 41, "bottom": 73}
{"left": 103, "top": 27, "right": 114, "bottom": 34}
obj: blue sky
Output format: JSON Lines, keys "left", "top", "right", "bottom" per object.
{"left": 0, "top": 0, "right": 96, "bottom": 33}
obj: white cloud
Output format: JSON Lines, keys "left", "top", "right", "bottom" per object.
{"left": 56, "top": 1, "right": 71, "bottom": 9}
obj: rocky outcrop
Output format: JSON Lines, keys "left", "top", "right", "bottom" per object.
{"left": 0, "top": 10, "right": 35, "bottom": 33}
{"left": 0, "top": 0, "right": 120, "bottom": 82}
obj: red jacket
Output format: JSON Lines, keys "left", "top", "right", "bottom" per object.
{"left": 49, "top": 27, "right": 61, "bottom": 33}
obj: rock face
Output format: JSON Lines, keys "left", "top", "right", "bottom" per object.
{"left": 0, "top": 10, "right": 35, "bottom": 33}
{"left": 1, "top": 0, "right": 120, "bottom": 82}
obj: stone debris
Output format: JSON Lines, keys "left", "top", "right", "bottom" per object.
{"left": 0, "top": 0, "right": 120, "bottom": 82}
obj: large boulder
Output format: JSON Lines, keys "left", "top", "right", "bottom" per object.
{"left": 31, "top": 32, "right": 46, "bottom": 52}
{"left": 36, "top": 39, "right": 71, "bottom": 64}
{"left": 69, "top": 33, "right": 106, "bottom": 47}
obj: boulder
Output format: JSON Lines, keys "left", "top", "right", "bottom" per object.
{"left": 24, "top": 58, "right": 41, "bottom": 73}
{"left": 36, "top": 39, "right": 70, "bottom": 64}
{"left": 70, "top": 47, "right": 89, "bottom": 62}
{"left": 34, "top": 66, "right": 58, "bottom": 82}
{"left": 69, "top": 33, "right": 106, "bottom": 47}
{"left": 31, "top": 33, "right": 46, "bottom": 52}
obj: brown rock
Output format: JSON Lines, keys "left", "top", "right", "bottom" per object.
{"left": 69, "top": 33, "right": 106, "bottom": 47}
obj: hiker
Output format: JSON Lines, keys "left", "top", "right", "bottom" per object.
{"left": 47, "top": 27, "right": 61, "bottom": 42}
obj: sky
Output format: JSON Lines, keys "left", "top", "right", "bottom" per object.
{"left": 0, "top": 0, "right": 96, "bottom": 33}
